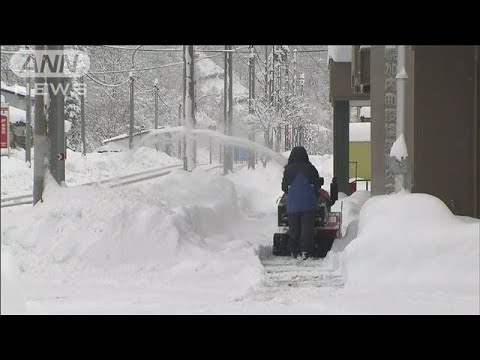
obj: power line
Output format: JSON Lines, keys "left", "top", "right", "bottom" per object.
{"left": 100, "top": 45, "right": 250, "bottom": 53}
{"left": 295, "top": 49, "right": 328, "bottom": 53}
{"left": 301, "top": 46, "right": 329, "bottom": 76}
{"left": 87, "top": 51, "right": 234, "bottom": 75}
{"left": 134, "top": 82, "right": 155, "bottom": 93}
{"left": 102, "top": 45, "right": 183, "bottom": 52}
{"left": 85, "top": 73, "right": 131, "bottom": 87}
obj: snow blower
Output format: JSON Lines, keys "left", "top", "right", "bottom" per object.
{"left": 272, "top": 177, "right": 342, "bottom": 258}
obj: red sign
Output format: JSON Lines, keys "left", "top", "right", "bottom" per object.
{"left": 1, "top": 107, "right": 9, "bottom": 149}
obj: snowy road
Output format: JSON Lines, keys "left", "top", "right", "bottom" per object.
{"left": 17, "top": 211, "right": 350, "bottom": 314}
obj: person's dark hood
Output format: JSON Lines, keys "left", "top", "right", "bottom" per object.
{"left": 287, "top": 146, "right": 310, "bottom": 166}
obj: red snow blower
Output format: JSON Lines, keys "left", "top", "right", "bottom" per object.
{"left": 272, "top": 177, "right": 342, "bottom": 258}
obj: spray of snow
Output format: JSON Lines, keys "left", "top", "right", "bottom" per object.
{"left": 227, "top": 161, "right": 285, "bottom": 215}
{"left": 141, "top": 127, "right": 288, "bottom": 167}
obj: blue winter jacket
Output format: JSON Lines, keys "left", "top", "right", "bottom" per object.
{"left": 281, "top": 147, "right": 322, "bottom": 214}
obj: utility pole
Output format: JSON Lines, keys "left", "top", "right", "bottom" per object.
{"left": 267, "top": 45, "right": 275, "bottom": 151}
{"left": 184, "top": 45, "right": 196, "bottom": 171}
{"left": 129, "top": 69, "right": 134, "bottom": 149}
{"left": 248, "top": 45, "right": 256, "bottom": 169}
{"left": 154, "top": 78, "right": 159, "bottom": 129}
{"left": 25, "top": 71, "right": 32, "bottom": 165}
{"left": 264, "top": 45, "right": 268, "bottom": 99}
{"left": 275, "top": 46, "right": 281, "bottom": 152}
{"left": 292, "top": 48, "right": 297, "bottom": 97}
{"left": 298, "top": 72, "right": 305, "bottom": 146}
{"left": 284, "top": 47, "right": 291, "bottom": 151}
{"left": 154, "top": 78, "right": 159, "bottom": 152}
{"left": 223, "top": 45, "right": 234, "bottom": 175}
{"left": 178, "top": 103, "right": 182, "bottom": 159}
{"left": 48, "top": 45, "right": 65, "bottom": 185}
{"left": 271, "top": 45, "right": 276, "bottom": 108}
{"left": 299, "top": 72, "right": 305, "bottom": 97}
{"left": 182, "top": 46, "right": 187, "bottom": 168}
{"left": 286, "top": 48, "right": 296, "bottom": 151}
{"left": 80, "top": 75, "right": 86, "bottom": 155}
{"left": 228, "top": 45, "right": 234, "bottom": 172}
{"left": 33, "top": 45, "right": 47, "bottom": 205}
{"left": 285, "top": 47, "right": 289, "bottom": 97}
{"left": 223, "top": 45, "right": 228, "bottom": 174}
{"left": 129, "top": 46, "right": 141, "bottom": 150}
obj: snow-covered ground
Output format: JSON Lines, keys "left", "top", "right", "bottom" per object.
{"left": 1, "top": 147, "right": 182, "bottom": 196}
{"left": 1, "top": 148, "right": 478, "bottom": 314}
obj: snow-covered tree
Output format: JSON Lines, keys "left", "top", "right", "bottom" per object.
{"left": 64, "top": 75, "right": 81, "bottom": 151}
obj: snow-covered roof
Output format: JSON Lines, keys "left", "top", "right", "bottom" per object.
{"left": 327, "top": 46, "right": 352, "bottom": 62}
{"left": 1, "top": 81, "right": 35, "bottom": 98}
{"left": 350, "top": 122, "right": 370, "bottom": 142}
{"left": 9, "top": 106, "right": 26, "bottom": 124}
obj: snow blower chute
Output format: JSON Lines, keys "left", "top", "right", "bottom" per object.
{"left": 272, "top": 177, "right": 342, "bottom": 258}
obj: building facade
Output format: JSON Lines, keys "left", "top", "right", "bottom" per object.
{"left": 329, "top": 45, "right": 479, "bottom": 218}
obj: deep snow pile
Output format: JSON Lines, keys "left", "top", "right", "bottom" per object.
{"left": 65, "top": 147, "right": 181, "bottom": 185}
{"left": 331, "top": 190, "right": 371, "bottom": 251}
{"left": 1, "top": 148, "right": 269, "bottom": 313}
{"left": 0, "top": 168, "right": 259, "bottom": 280}
{"left": 342, "top": 191, "right": 480, "bottom": 293}
{"left": 1, "top": 148, "right": 32, "bottom": 195}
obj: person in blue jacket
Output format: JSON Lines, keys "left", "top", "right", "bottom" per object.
{"left": 281, "top": 146, "right": 322, "bottom": 259}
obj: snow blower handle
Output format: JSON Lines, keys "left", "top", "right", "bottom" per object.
{"left": 276, "top": 193, "right": 285, "bottom": 204}
{"left": 330, "top": 177, "right": 339, "bottom": 206}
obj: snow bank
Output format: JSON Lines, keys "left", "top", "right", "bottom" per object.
{"left": 343, "top": 192, "right": 480, "bottom": 293}
{"left": 1, "top": 148, "right": 32, "bottom": 195}
{"left": 331, "top": 190, "right": 371, "bottom": 244}
{"left": 65, "top": 146, "right": 181, "bottom": 185}
{"left": 1, "top": 169, "right": 239, "bottom": 273}
{"left": 1, "top": 81, "right": 35, "bottom": 97}
{"left": 1, "top": 247, "right": 26, "bottom": 314}
{"left": 9, "top": 106, "right": 27, "bottom": 124}
{"left": 1, "top": 146, "right": 182, "bottom": 196}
